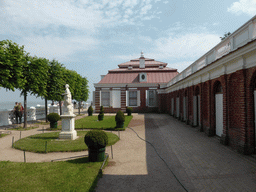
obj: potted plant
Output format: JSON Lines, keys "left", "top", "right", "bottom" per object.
{"left": 98, "top": 106, "right": 104, "bottom": 121}
{"left": 115, "top": 110, "right": 125, "bottom": 128}
{"left": 47, "top": 113, "right": 60, "bottom": 129}
{"left": 126, "top": 107, "right": 133, "bottom": 116}
{"left": 88, "top": 106, "right": 93, "bottom": 116}
{"left": 84, "top": 130, "right": 108, "bottom": 162}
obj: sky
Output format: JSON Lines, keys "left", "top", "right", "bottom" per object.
{"left": 0, "top": 0, "right": 256, "bottom": 104}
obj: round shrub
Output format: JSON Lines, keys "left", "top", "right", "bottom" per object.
{"left": 47, "top": 113, "right": 60, "bottom": 122}
{"left": 88, "top": 106, "right": 93, "bottom": 116}
{"left": 84, "top": 130, "right": 108, "bottom": 150}
{"left": 115, "top": 110, "right": 125, "bottom": 123}
{"left": 98, "top": 114, "right": 104, "bottom": 121}
{"left": 126, "top": 107, "right": 133, "bottom": 116}
{"left": 99, "top": 106, "right": 104, "bottom": 114}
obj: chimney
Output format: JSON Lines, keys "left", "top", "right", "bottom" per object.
{"left": 139, "top": 51, "right": 145, "bottom": 69}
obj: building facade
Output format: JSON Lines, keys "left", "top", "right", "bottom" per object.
{"left": 158, "top": 15, "right": 256, "bottom": 154}
{"left": 94, "top": 52, "right": 178, "bottom": 113}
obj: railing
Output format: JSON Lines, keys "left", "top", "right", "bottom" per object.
{"left": 166, "top": 15, "right": 256, "bottom": 87}
{"left": 0, "top": 105, "right": 62, "bottom": 126}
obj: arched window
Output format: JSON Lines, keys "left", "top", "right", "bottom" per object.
{"left": 215, "top": 82, "right": 223, "bottom": 94}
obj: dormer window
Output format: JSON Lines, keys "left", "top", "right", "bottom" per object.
{"left": 159, "top": 65, "right": 163, "bottom": 69}
{"left": 140, "top": 73, "right": 147, "bottom": 82}
{"left": 128, "top": 65, "right": 133, "bottom": 70}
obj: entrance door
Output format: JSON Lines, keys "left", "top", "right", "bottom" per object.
{"left": 215, "top": 93, "right": 223, "bottom": 136}
{"left": 183, "top": 97, "right": 187, "bottom": 121}
{"left": 254, "top": 91, "right": 256, "bottom": 150}
{"left": 193, "top": 96, "right": 197, "bottom": 126}
{"left": 176, "top": 97, "right": 179, "bottom": 118}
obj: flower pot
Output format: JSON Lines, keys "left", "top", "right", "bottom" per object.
{"left": 116, "top": 121, "right": 124, "bottom": 128}
{"left": 88, "top": 147, "right": 106, "bottom": 162}
{"left": 50, "top": 121, "right": 58, "bottom": 128}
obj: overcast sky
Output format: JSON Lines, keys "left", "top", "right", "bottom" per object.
{"left": 0, "top": 0, "right": 255, "bottom": 104}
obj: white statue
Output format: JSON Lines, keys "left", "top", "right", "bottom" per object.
{"left": 63, "top": 84, "right": 73, "bottom": 115}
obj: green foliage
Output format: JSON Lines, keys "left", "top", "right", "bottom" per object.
{"left": 84, "top": 130, "right": 108, "bottom": 150}
{"left": 88, "top": 106, "right": 93, "bottom": 116}
{"left": 98, "top": 106, "right": 104, "bottom": 121}
{"left": 115, "top": 110, "right": 125, "bottom": 123}
{"left": 0, "top": 39, "right": 27, "bottom": 91}
{"left": 0, "top": 159, "right": 103, "bottom": 192}
{"left": 126, "top": 107, "right": 133, "bottom": 116}
{"left": 99, "top": 106, "right": 104, "bottom": 114}
{"left": 46, "top": 60, "right": 65, "bottom": 101}
{"left": 13, "top": 131, "right": 118, "bottom": 153}
{"left": 74, "top": 115, "right": 133, "bottom": 130}
{"left": 47, "top": 113, "right": 60, "bottom": 122}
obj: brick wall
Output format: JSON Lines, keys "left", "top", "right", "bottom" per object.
{"left": 158, "top": 66, "right": 256, "bottom": 155}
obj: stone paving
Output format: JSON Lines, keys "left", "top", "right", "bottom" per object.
{"left": 97, "top": 113, "right": 256, "bottom": 192}
{"left": 143, "top": 114, "right": 256, "bottom": 192}
{"left": 1, "top": 112, "right": 256, "bottom": 191}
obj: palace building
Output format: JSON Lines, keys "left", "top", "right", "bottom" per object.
{"left": 94, "top": 52, "right": 178, "bottom": 113}
{"left": 94, "top": 15, "right": 256, "bottom": 154}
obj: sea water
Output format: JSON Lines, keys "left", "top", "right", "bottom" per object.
{"left": 0, "top": 101, "right": 52, "bottom": 111}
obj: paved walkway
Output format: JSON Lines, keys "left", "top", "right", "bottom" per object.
{"left": 96, "top": 114, "right": 256, "bottom": 192}
{"left": 1, "top": 113, "right": 256, "bottom": 191}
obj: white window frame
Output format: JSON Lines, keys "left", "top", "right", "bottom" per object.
{"left": 100, "top": 90, "right": 111, "bottom": 107}
{"left": 146, "top": 90, "right": 157, "bottom": 107}
{"left": 126, "top": 90, "right": 140, "bottom": 107}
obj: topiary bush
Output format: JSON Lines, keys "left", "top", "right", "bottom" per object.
{"left": 88, "top": 106, "right": 93, "bottom": 116}
{"left": 98, "top": 106, "right": 104, "bottom": 121}
{"left": 84, "top": 130, "right": 108, "bottom": 150}
{"left": 126, "top": 107, "right": 133, "bottom": 116}
{"left": 47, "top": 113, "right": 60, "bottom": 123}
{"left": 47, "top": 113, "right": 61, "bottom": 128}
{"left": 115, "top": 110, "right": 125, "bottom": 128}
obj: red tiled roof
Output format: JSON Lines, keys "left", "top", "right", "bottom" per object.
{"left": 118, "top": 58, "right": 167, "bottom": 68}
{"left": 109, "top": 67, "right": 177, "bottom": 73}
{"left": 98, "top": 72, "right": 179, "bottom": 84}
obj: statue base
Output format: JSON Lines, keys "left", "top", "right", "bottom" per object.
{"left": 59, "top": 114, "right": 77, "bottom": 140}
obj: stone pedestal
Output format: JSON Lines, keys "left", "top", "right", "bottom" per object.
{"left": 59, "top": 114, "right": 77, "bottom": 140}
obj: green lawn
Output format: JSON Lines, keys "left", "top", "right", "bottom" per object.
{"left": 74, "top": 115, "right": 133, "bottom": 130}
{"left": 9, "top": 125, "right": 39, "bottom": 131}
{"left": 0, "top": 157, "right": 106, "bottom": 192}
{"left": 0, "top": 134, "right": 9, "bottom": 138}
{"left": 13, "top": 131, "right": 119, "bottom": 153}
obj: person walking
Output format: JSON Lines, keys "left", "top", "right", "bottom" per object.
{"left": 13, "top": 102, "right": 21, "bottom": 124}
{"left": 19, "top": 102, "right": 24, "bottom": 124}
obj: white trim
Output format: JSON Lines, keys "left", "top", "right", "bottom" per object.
{"left": 101, "top": 88, "right": 110, "bottom": 90}
{"left": 129, "top": 88, "right": 137, "bottom": 90}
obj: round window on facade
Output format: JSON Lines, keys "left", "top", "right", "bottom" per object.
{"left": 141, "top": 74, "right": 145, "bottom": 80}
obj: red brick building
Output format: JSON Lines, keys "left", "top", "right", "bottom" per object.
{"left": 158, "top": 15, "right": 256, "bottom": 154}
{"left": 94, "top": 52, "right": 178, "bottom": 113}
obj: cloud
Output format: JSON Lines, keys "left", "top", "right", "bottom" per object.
{"left": 151, "top": 32, "right": 220, "bottom": 60}
{"left": 22, "top": 35, "right": 98, "bottom": 62}
{"left": 111, "top": 24, "right": 221, "bottom": 72}
{"left": 227, "top": 0, "right": 256, "bottom": 16}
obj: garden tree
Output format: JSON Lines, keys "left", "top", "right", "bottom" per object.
{"left": 20, "top": 56, "right": 49, "bottom": 128}
{"left": 44, "top": 60, "right": 65, "bottom": 120}
{"left": 220, "top": 32, "right": 231, "bottom": 41}
{"left": 74, "top": 77, "right": 89, "bottom": 115}
{"left": 0, "top": 40, "right": 27, "bottom": 91}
